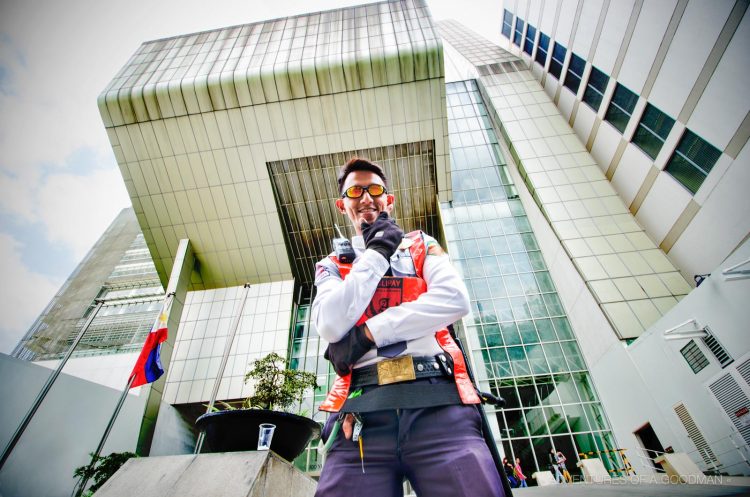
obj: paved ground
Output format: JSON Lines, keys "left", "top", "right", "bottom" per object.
{"left": 508, "top": 480, "right": 750, "bottom": 497}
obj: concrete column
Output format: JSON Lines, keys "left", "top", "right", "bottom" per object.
{"left": 136, "top": 239, "right": 194, "bottom": 455}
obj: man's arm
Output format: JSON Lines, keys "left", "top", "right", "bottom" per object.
{"left": 364, "top": 237, "right": 470, "bottom": 347}
{"left": 311, "top": 250, "right": 390, "bottom": 343}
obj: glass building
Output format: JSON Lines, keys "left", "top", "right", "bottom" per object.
{"left": 13, "top": 210, "right": 163, "bottom": 368}
{"left": 443, "top": 79, "right": 620, "bottom": 475}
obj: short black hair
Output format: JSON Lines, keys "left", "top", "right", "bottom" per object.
{"left": 337, "top": 157, "right": 389, "bottom": 194}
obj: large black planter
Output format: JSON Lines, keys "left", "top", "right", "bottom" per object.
{"left": 196, "top": 409, "right": 321, "bottom": 461}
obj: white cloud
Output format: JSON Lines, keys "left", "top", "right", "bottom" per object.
{"left": 0, "top": 152, "right": 130, "bottom": 260}
{"left": 0, "top": 233, "right": 62, "bottom": 354}
{"left": 0, "top": 26, "right": 112, "bottom": 176}
{"left": 0, "top": 168, "right": 38, "bottom": 223}
{"left": 36, "top": 167, "right": 131, "bottom": 259}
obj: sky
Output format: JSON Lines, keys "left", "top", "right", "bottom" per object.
{"left": 0, "top": 0, "right": 502, "bottom": 354}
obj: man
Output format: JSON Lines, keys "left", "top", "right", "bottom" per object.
{"left": 311, "top": 157, "right": 505, "bottom": 497}
{"left": 548, "top": 447, "right": 564, "bottom": 483}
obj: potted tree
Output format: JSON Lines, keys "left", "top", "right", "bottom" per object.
{"left": 196, "top": 352, "right": 320, "bottom": 461}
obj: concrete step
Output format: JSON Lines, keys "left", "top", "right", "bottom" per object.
{"left": 93, "top": 451, "right": 316, "bottom": 497}
{"left": 503, "top": 480, "right": 750, "bottom": 496}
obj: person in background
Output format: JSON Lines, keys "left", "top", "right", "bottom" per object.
{"left": 548, "top": 447, "right": 563, "bottom": 483}
{"left": 513, "top": 457, "right": 527, "bottom": 488}
{"left": 556, "top": 450, "right": 572, "bottom": 483}
{"left": 503, "top": 457, "right": 517, "bottom": 488}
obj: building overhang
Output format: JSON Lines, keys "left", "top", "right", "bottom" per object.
{"left": 99, "top": 0, "right": 451, "bottom": 290}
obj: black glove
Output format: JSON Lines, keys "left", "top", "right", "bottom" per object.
{"left": 361, "top": 212, "right": 404, "bottom": 261}
{"left": 324, "top": 325, "right": 374, "bottom": 376}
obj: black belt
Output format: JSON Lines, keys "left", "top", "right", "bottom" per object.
{"left": 351, "top": 354, "right": 454, "bottom": 389}
{"left": 341, "top": 381, "right": 462, "bottom": 412}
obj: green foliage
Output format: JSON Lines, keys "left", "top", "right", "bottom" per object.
{"left": 244, "top": 352, "right": 318, "bottom": 412}
{"left": 74, "top": 451, "right": 138, "bottom": 494}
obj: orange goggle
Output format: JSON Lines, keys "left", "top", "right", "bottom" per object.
{"left": 341, "top": 184, "right": 387, "bottom": 199}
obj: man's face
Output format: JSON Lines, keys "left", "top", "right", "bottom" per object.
{"left": 335, "top": 170, "right": 394, "bottom": 235}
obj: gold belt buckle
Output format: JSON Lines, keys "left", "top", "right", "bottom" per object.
{"left": 376, "top": 355, "right": 416, "bottom": 386}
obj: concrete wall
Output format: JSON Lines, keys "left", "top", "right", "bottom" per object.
{"left": 591, "top": 239, "right": 750, "bottom": 475}
{"left": 35, "top": 352, "right": 141, "bottom": 391}
{"left": 149, "top": 402, "right": 196, "bottom": 457}
{"left": 0, "top": 354, "right": 146, "bottom": 497}
{"left": 94, "top": 452, "right": 317, "bottom": 497}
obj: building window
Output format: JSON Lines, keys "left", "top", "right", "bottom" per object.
{"left": 582, "top": 66, "right": 609, "bottom": 111}
{"left": 632, "top": 104, "right": 675, "bottom": 160}
{"left": 535, "top": 32, "right": 550, "bottom": 67}
{"left": 549, "top": 42, "right": 566, "bottom": 79}
{"left": 502, "top": 10, "right": 513, "bottom": 39}
{"left": 524, "top": 25, "right": 537, "bottom": 56}
{"left": 604, "top": 83, "right": 638, "bottom": 133}
{"left": 665, "top": 130, "right": 722, "bottom": 194}
{"left": 702, "top": 327, "right": 733, "bottom": 367}
{"left": 680, "top": 340, "right": 709, "bottom": 374}
{"left": 514, "top": 18, "right": 525, "bottom": 47}
{"left": 563, "top": 53, "right": 585, "bottom": 94}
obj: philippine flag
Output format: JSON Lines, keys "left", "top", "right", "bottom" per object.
{"left": 129, "top": 296, "right": 172, "bottom": 388}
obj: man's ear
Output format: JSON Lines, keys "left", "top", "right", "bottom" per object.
{"left": 335, "top": 198, "right": 345, "bottom": 213}
{"left": 385, "top": 194, "right": 395, "bottom": 215}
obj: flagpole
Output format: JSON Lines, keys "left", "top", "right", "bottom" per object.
{"left": 72, "top": 374, "right": 136, "bottom": 497}
{"left": 0, "top": 299, "right": 105, "bottom": 471}
{"left": 72, "top": 290, "right": 175, "bottom": 496}
{"left": 194, "top": 283, "right": 251, "bottom": 454}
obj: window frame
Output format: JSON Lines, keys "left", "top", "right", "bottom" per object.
{"left": 632, "top": 103, "right": 675, "bottom": 160}
{"left": 535, "top": 32, "right": 550, "bottom": 67}
{"left": 548, "top": 42, "right": 567, "bottom": 80}
{"left": 513, "top": 17, "right": 525, "bottom": 47}
{"left": 604, "top": 83, "right": 638, "bottom": 134}
{"left": 563, "top": 52, "right": 586, "bottom": 95}
{"left": 524, "top": 24, "right": 537, "bottom": 56}
{"left": 502, "top": 9, "right": 513, "bottom": 39}
{"left": 680, "top": 340, "right": 710, "bottom": 374}
{"left": 582, "top": 66, "right": 609, "bottom": 112}
{"left": 664, "top": 129, "right": 722, "bottom": 194}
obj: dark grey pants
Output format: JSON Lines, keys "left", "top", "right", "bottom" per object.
{"left": 315, "top": 403, "right": 505, "bottom": 497}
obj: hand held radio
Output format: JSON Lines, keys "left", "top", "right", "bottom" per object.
{"left": 333, "top": 224, "right": 355, "bottom": 263}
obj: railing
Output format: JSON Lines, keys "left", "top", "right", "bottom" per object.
{"left": 683, "top": 433, "right": 750, "bottom": 475}
{"left": 631, "top": 446, "right": 668, "bottom": 473}
{"left": 632, "top": 434, "right": 750, "bottom": 476}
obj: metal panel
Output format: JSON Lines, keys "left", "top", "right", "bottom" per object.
{"left": 673, "top": 402, "right": 719, "bottom": 467}
{"left": 267, "top": 140, "right": 439, "bottom": 286}
{"left": 737, "top": 357, "right": 750, "bottom": 387}
{"left": 708, "top": 374, "right": 750, "bottom": 446}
